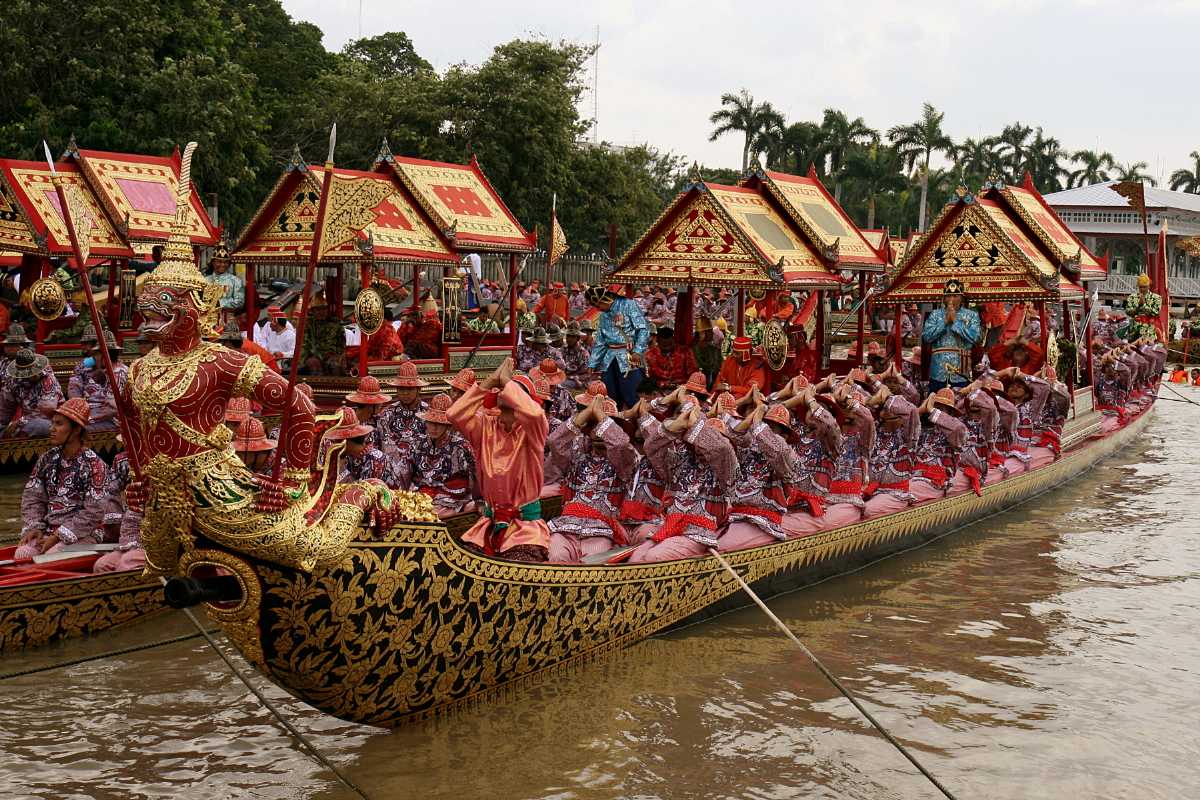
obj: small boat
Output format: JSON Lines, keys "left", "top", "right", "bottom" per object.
{"left": 169, "top": 399, "right": 1152, "bottom": 728}
{"left": 0, "top": 545, "right": 165, "bottom": 651}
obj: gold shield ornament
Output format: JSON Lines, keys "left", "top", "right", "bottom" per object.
{"left": 355, "top": 287, "right": 385, "bottom": 336}
{"left": 28, "top": 277, "right": 67, "bottom": 321}
{"left": 762, "top": 319, "right": 788, "bottom": 371}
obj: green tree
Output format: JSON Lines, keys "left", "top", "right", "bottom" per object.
{"left": 708, "top": 90, "right": 785, "bottom": 173}
{"left": 343, "top": 32, "right": 433, "bottom": 77}
{"left": 1169, "top": 151, "right": 1200, "bottom": 193}
{"left": 1025, "top": 128, "right": 1070, "bottom": 192}
{"left": 843, "top": 144, "right": 906, "bottom": 229}
{"left": 1114, "top": 160, "right": 1157, "bottom": 186}
{"left": 1069, "top": 149, "right": 1115, "bottom": 187}
{"left": 954, "top": 136, "right": 1002, "bottom": 190}
{"left": 778, "top": 121, "right": 826, "bottom": 177}
{"left": 820, "top": 109, "right": 877, "bottom": 202}
{"left": 995, "top": 122, "right": 1034, "bottom": 180}
{"left": 888, "top": 102, "right": 954, "bottom": 232}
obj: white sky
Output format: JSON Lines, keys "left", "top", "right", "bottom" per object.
{"left": 281, "top": 0, "right": 1200, "bottom": 184}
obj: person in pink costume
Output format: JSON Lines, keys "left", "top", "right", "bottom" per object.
{"left": 911, "top": 389, "right": 970, "bottom": 502}
{"left": 448, "top": 358, "right": 550, "bottom": 562}
{"left": 627, "top": 404, "right": 736, "bottom": 563}
{"left": 717, "top": 394, "right": 805, "bottom": 552}
{"left": 15, "top": 399, "right": 107, "bottom": 561}
{"left": 863, "top": 387, "right": 920, "bottom": 519}
{"left": 546, "top": 396, "right": 637, "bottom": 563}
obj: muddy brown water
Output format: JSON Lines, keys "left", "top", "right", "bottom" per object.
{"left": 1, "top": 402, "right": 1198, "bottom": 799}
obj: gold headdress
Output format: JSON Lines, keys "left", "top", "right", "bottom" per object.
{"left": 143, "top": 142, "right": 224, "bottom": 334}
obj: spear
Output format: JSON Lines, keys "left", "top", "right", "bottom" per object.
{"left": 43, "top": 141, "right": 141, "bottom": 477}
{"left": 270, "top": 125, "right": 336, "bottom": 480}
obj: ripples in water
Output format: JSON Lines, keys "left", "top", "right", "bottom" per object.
{"left": 2, "top": 405, "right": 1199, "bottom": 799}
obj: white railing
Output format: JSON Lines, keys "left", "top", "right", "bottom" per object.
{"left": 1094, "top": 273, "right": 1200, "bottom": 300}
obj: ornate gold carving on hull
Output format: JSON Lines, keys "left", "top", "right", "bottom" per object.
{"left": 0, "top": 572, "right": 165, "bottom": 651}
{"left": 180, "top": 548, "right": 265, "bottom": 668}
{"left": 215, "top": 409, "right": 1151, "bottom": 727}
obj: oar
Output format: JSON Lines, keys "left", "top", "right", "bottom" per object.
{"left": 707, "top": 547, "right": 960, "bottom": 800}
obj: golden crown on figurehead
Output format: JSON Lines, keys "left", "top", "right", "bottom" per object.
{"left": 142, "top": 142, "right": 224, "bottom": 334}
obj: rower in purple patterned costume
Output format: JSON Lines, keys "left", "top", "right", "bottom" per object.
{"left": 409, "top": 394, "right": 476, "bottom": 515}
{"left": 911, "top": 388, "right": 970, "bottom": 502}
{"left": 546, "top": 396, "right": 637, "bottom": 563}
{"left": 717, "top": 396, "right": 804, "bottom": 552}
{"left": 627, "top": 404, "right": 736, "bottom": 563}
{"left": 863, "top": 387, "right": 920, "bottom": 518}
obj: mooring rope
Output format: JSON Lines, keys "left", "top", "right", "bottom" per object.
{"left": 1159, "top": 380, "right": 1200, "bottom": 406}
{"left": 707, "top": 548, "right": 960, "bottom": 800}
{"left": 167, "top": 583, "right": 373, "bottom": 800}
{"left": 0, "top": 629, "right": 216, "bottom": 681}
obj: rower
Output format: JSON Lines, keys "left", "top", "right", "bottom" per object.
{"left": 345, "top": 375, "right": 391, "bottom": 451}
{"left": 863, "top": 386, "right": 920, "bottom": 519}
{"left": 408, "top": 394, "right": 476, "bottom": 515}
{"left": 717, "top": 395, "right": 803, "bottom": 552}
{"left": 324, "top": 406, "right": 397, "bottom": 487}
{"left": 1030, "top": 366, "right": 1071, "bottom": 464}
{"left": 547, "top": 395, "right": 637, "bottom": 563}
{"left": 626, "top": 403, "right": 736, "bottom": 564}
{"left": 449, "top": 358, "right": 551, "bottom": 562}
{"left": 951, "top": 378, "right": 998, "bottom": 495}
{"left": 68, "top": 328, "right": 127, "bottom": 431}
{"left": 559, "top": 323, "right": 591, "bottom": 390}
{"left": 529, "top": 358, "right": 575, "bottom": 422}
{"left": 911, "top": 388, "right": 969, "bottom": 501}
{"left": 446, "top": 368, "right": 477, "bottom": 401}
{"left": 15, "top": 398, "right": 107, "bottom": 561}
{"left": 93, "top": 447, "right": 145, "bottom": 573}
{"left": 997, "top": 366, "right": 1051, "bottom": 472}
{"left": 517, "top": 327, "right": 558, "bottom": 373}
{"left": 0, "top": 348, "right": 64, "bottom": 437}
{"left": 376, "top": 361, "right": 429, "bottom": 463}
{"left": 817, "top": 381, "right": 875, "bottom": 528}
{"left": 715, "top": 336, "right": 770, "bottom": 396}
{"left": 232, "top": 416, "right": 277, "bottom": 473}
{"left": 224, "top": 396, "right": 251, "bottom": 434}
{"left": 776, "top": 377, "right": 838, "bottom": 536}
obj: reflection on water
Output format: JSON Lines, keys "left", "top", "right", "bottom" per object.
{"left": 2, "top": 406, "right": 1199, "bottom": 799}
{"left": 0, "top": 472, "right": 28, "bottom": 544}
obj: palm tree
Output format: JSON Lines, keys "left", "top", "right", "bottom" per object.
{"left": 1169, "top": 151, "right": 1200, "bottom": 193}
{"left": 1069, "top": 149, "right": 1116, "bottom": 187}
{"left": 843, "top": 144, "right": 907, "bottom": 229}
{"left": 954, "top": 136, "right": 1002, "bottom": 188}
{"left": 887, "top": 102, "right": 954, "bottom": 232}
{"left": 750, "top": 115, "right": 787, "bottom": 169}
{"left": 779, "top": 121, "right": 826, "bottom": 177}
{"left": 709, "top": 89, "right": 786, "bottom": 174}
{"left": 820, "top": 109, "right": 877, "bottom": 202}
{"left": 995, "top": 122, "right": 1033, "bottom": 180}
{"left": 1026, "top": 128, "right": 1070, "bottom": 192}
{"left": 1114, "top": 160, "right": 1157, "bottom": 186}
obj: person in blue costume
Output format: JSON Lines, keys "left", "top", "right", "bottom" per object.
{"left": 921, "top": 279, "right": 982, "bottom": 391}
{"left": 585, "top": 285, "right": 650, "bottom": 409}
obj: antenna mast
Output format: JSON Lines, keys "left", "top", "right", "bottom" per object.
{"left": 593, "top": 26, "right": 600, "bottom": 144}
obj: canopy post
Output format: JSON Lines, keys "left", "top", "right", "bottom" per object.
{"left": 1038, "top": 302, "right": 1049, "bottom": 353}
{"left": 107, "top": 261, "right": 120, "bottom": 332}
{"left": 35, "top": 257, "right": 49, "bottom": 354}
{"left": 412, "top": 264, "right": 421, "bottom": 315}
{"left": 1083, "top": 293, "right": 1095, "bottom": 386}
{"left": 737, "top": 289, "right": 745, "bottom": 337}
{"left": 358, "top": 263, "right": 370, "bottom": 378}
{"left": 676, "top": 287, "right": 694, "bottom": 347}
{"left": 855, "top": 272, "right": 867, "bottom": 366}
{"left": 244, "top": 262, "right": 257, "bottom": 338}
{"left": 893, "top": 304, "right": 904, "bottom": 370}
{"left": 509, "top": 253, "right": 518, "bottom": 360}
{"left": 816, "top": 291, "right": 827, "bottom": 372}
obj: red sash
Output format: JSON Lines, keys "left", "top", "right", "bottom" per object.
{"left": 961, "top": 465, "right": 982, "bottom": 496}
{"left": 828, "top": 479, "right": 865, "bottom": 496}
{"left": 728, "top": 504, "right": 782, "bottom": 525}
{"left": 914, "top": 463, "right": 949, "bottom": 488}
{"left": 562, "top": 501, "right": 627, "bottom": 545}
{"left": 865, "top": 480, "right": 910, "bottom": 497}
{"left": 653, "top": 513, "right": 716, "bottom": 542}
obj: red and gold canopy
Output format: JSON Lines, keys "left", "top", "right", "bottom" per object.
{"left": 234, "top": 158, "right": 456, "bottom": 265}
{"left": 65, "top": 145, "right": 219, "bottom": 251}
{"left": 877, "top": 191, "right": 1070, "bottom": 304}
{"left": 0, "top": 159, "right": 132, "bottom": 261}
{"left": 377, "top": 151, "right": 534, "bottom": 253}
{"left": 610, "top": 182, "right": 843, "bottom": 289}
{"left": 996, "top": 175, "right": 1106, "bottom": 282}
{"left": 740, "top": 169, "right": 888, "bottom": 271}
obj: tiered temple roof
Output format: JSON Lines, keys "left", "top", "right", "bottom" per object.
{"left": 609, "top": 181, "right": 845, "bottom": 289}
{"left": 233, "top": 152, "right": 456, "bottom": 266}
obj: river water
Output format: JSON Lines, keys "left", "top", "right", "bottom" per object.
{"left": 1, "top": 401, "right": 1199, "bottom": 800}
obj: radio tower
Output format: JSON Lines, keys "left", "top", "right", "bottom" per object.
{"left": 592, "top": 26, "right": 600, "bottom": 144}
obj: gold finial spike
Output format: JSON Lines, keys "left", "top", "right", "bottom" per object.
{"left": 688, "top": 161, "right": 702, "bottom": 184}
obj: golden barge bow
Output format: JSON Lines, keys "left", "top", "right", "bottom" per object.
{"left": 176, "top": 406, "right": 1150, "bottom": 728}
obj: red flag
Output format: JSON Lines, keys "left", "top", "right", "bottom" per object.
{"left": 1155, "top": 220, "right": 1170, "bottom": 341}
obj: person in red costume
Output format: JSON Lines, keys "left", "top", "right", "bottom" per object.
{"left": 534, "top": 282, "right": 569, "bottom": 326}
{"left": 448, "top": 357, "right": 550, "bottom": 562}
{"left": 715, "top": 336, "right": 770, "bottom": 396}
{"left": 644, "top": 325, "right": 698, "bottom": 388}
{"left": 987, "top": 335, "right": 1044, "bottom": 374}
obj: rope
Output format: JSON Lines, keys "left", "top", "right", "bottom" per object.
{"left": 707, "top": 548, "right": 959, "bottom": 800}
{"left": 0, "top": 629, "right": 217, "bottom": 681}
{"left": 168, "top": 584, "right": 373, "bottom": 800}
{"left": 1159, "top": 380, "right": 1200, "bottom": 406}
